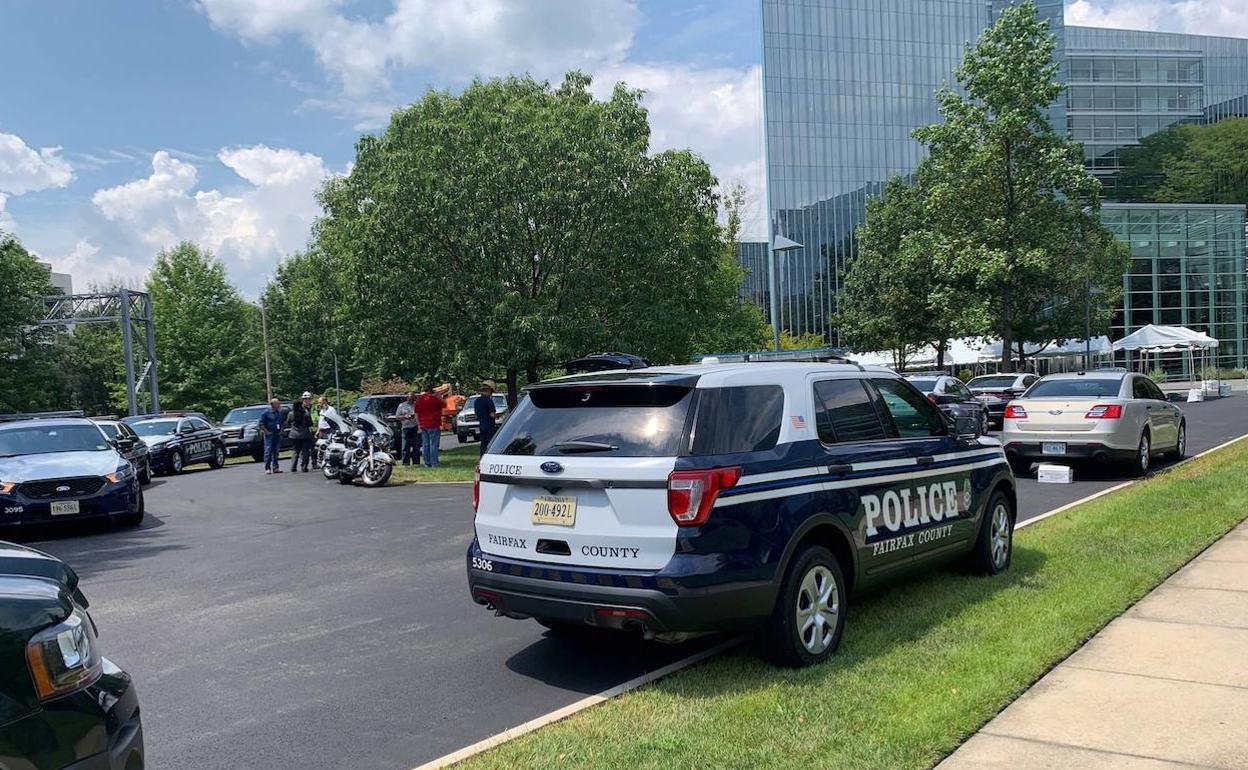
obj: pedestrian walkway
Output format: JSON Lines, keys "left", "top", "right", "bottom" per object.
{"left": 940, "top": 520, "right": 1248, "bottom": 770}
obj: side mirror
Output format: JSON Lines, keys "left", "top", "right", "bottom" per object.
{"left": 954, "top": 415, "right": 981, "bottom": 439}
{"left": 114, "top": 437, "right": 135, "bottom": 450}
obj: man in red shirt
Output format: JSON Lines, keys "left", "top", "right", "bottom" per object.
{"left": 415, "top": 383, "right": 446, "bottom": 467}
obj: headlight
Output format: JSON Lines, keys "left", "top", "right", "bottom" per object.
{"left": 0, "top": 481, "right": 14, "bottom": 494}
{"left": 25, "top": 607, "right": 102, "bottom": 700}
{"left": 104, "top": 465, "right": 134, "bottom": 484}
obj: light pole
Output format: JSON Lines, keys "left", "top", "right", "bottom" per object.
{"left": 770, "top": 235, "right": 803, "bottom": 351}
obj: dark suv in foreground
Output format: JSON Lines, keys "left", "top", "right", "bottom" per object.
{"left": 0, "top": 542, "right": 144, "bottom": 769}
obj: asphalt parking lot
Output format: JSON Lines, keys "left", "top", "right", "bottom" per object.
{"left": 20, "top": 394, "right": 1248, "bottom": 770}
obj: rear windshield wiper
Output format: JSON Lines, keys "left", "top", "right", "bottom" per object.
{"left": 553, "top": 440, "right": 619, "bottom": 454}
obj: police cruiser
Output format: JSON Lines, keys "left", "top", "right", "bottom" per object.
{"left": 466, "top": 363, "right": 1016, "bottom": 667}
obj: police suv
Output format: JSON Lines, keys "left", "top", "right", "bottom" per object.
{"left": 466, "top": 363, "right": 1016, "bottom": 667}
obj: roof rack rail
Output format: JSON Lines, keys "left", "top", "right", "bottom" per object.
{"left": 694, "top": 346, "right": 853, "bottom": 365}
{"left": 0, "top": 410, "right": 87, "bottom": 422}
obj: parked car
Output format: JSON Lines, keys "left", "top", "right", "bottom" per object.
{"left": 130, "top": 416, "right": 226, "bottom": 475}
{"left": 349, "top": 394, "right": 408, "bottom": 436}
{"left": 455, "top": 394, "right": 510, "bottom": 443}
{"left": 0, "top": 541, "right": 144, "bottom": 768}
{"left": 1002, "top": 371, "right": 1184, "bottom": 476}
{"left": 467, "top": 362, "right": 1015, "bottom": 667}
{"left": 92, "top": 419, "right": 153, "bottom": 484}
{"left": 563, "top": 352, "right": 652, "bottom": 374}
{"left": 0, "top": 417, "right": 144, "bottom": 529}
{"left": 220, "top": 402, "right": 292, "bottom": 461}
{"left": 966, "top": 373, "right": 1040, "bottom": 428}
{"left": 903, "top": 373, "right": 991, "bottom": 434}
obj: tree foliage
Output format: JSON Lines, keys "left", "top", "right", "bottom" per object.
{"left": 0, "top": 233, "right": 62, "bottom": 413}
{"left": 313, "top": 72, "right": 766, "bottom": 404}
{"left": 146, "top": 242, "right": 264, "bottom": 418}
{"left": 912, "top": 1, "right": 1127, "bottom": 370}
{"left": 1118, "top": 117, "right": 1248, "bottom": 205}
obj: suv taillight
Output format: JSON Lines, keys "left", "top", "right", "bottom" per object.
{"left": 926, "top": 393, "right": 939, "bottom": 404}
{"left": 1004, "top": 404, "right": 1027, "bottom": 419}
{"left": 472, "top": 464, "right": 481, "bottom": 511}
{"left": 667, "top": 467, "right": 741, "bottom": 527}
{"left": 1085, "top": 404, "right": 1123, "bottom": 419}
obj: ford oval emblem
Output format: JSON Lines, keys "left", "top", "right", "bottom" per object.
{"left": 540, "top": 461, "right": 563, "bottom": 474}
{"left": 56, "top": 485, "right": 71, "bottom": 492}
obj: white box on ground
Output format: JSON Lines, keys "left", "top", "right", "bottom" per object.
{"left": 1219, "top": 383, "right": 1233, "bottom": 397}
{"left": 1036, "top": 464, "right": 1074, "bottom": 484}
{"left": 1188, "top": 388, "right": 1205, "bottom": 403}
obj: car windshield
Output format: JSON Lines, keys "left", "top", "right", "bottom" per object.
{"left": 968, "top": 376, "right": 1018, "bottom": 389}
{"left": 222, "top": 407, "right": 267, "bottom": 424}
{"left": 1025, "top": 379, "right": 1123, "bottom": 399}
{"left": 0, "top": 424, "right": 111, "bottom": 457}
{"left": 491, "top": 384, "right": 694, "bottom": 456}
{"left": 906, "top": 379, "right": 938, "bottom": 393}
{"left": 131, "top": 420, "right": 179, "bottom": 436}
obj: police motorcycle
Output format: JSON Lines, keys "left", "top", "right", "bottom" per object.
{"left": 315, "top": 411, "right": 353, "bottom": 476}
{"left": 320, "top": 412, "right": 395, "bottom": 487}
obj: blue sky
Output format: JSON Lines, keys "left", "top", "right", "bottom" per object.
{"left": 0, "top": 0, "right": 1241, "bottom": 293}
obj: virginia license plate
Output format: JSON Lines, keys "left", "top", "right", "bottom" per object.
{"left": 1042, "top": 442, "right": 1067, "bottom": 456}
{"left": 531, "top": 495, "right": 577, "bottom": 527}
{"left": 50, "top": 500, "right": 80, "bottom": 516}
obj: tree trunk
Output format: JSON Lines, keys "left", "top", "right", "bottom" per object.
{"left": 525, "top": 361, "right": 540, "bottom": 386}
{"left": 1015, "top": 341, "right": 1027, "bottom": 372}
{"left": 504, "top": 367, "right": 519, "bottom": 411}
{"left": 936, "top": 340, "right": 948, "bottom": 369}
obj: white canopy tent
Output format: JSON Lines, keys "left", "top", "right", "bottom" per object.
{"left": 977, "top": 336, "right": 1112, "bottom": 364}
{"left": 1112, "top": 324, "right": 1219, "bottom": 377}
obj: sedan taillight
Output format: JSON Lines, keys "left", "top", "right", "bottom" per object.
{"left": 472, "top": 464, "right": 481, "bottom": 511}
{"left": 1004, "top": 404, "right": 1027, "bottom": 419}
{"left": 667, "top": 467, "right": 741, "bottom": 527}
{"left": 1085, "top": 404, "right": 1123, "bottom": 419}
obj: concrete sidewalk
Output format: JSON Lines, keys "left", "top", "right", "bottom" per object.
{"left": 940, "top": 520, "right": 1248, "bottom": 770}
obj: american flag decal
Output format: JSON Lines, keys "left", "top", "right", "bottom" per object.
{"left": 790, "top": 415, "right": 807, "bottom": 430}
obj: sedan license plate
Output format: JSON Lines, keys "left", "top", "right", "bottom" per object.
{"left": 531, "top": 495, "right": 577, "bottom": 527}
{"left": 50, "top": 500, "right": 80, "bottom": 516}
{"left": 1042, "top": 442, "right": 1067, "bottom": 456}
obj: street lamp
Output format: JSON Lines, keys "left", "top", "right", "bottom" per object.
{"left": 770, "top": 235, "right": 803, "bottom": 351}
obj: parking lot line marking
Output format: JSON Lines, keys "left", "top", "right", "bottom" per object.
{"left": 411, "top": 636, "right": 745, "bottom": 770}
{"left": 1017, "top": 431, "right": 1248, "bottom": 532}
{"left": 416, "top": 428, "right": 1248, "bottom": 769}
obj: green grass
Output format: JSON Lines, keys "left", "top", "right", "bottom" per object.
{"left": 391, "top": 444, "right": 477, "bottom": 483}
{"left": 457, "top": 439, "right": 1248, "bottom": 770}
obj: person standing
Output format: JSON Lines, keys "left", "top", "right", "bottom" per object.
{"left": 475, "top": 380, "right": 499, "bottom": 457}
{"left": 289, "top": 392, "right": 314, "bottom": 472}
{"left": 416, "top": 383, "right": 446, "bottom": 467}
{"left": 395, "top": 392, "right": 420, "bottom": 466}
{"left": 259, "top": 398, "right": 285, "bottom": 475}
{"left": 313, "top": 395, "right": 339, "bottom": 469}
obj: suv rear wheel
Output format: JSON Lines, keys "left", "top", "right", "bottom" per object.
{"left": 760, "top": 545, "right": 846, "bottom": 667}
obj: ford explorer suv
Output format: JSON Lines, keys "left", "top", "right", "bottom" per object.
{"left": 0, "top": 541, "right": 144, "bottom": 768}
{"left": 466, "top": 363, "right": 1016, "bottom": 667}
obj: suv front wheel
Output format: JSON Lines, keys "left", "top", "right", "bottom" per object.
{"left": 761, "top": 545, "right": 847, "bottom": 667}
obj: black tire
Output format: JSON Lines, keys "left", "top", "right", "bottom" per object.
{"left": 337, "top": 472, "right": 354, "bottom": 485}
{"left": 457, "top": 432, "right": 467, "bottom": 444}
{"left": 116, "top": 489, "right": 144, "bottom": 528}
{"left": 169, "top": 449, "right": 185, "bottom": 475}
{"left": 1164, "top": 421, "right": 1186, "bottom": 461}
{"left": 139, "top": 460, "right": 152, "bottom": 485}
{"left": 360, "top": 462, "right": 393, "bottom": 487}
{"left": 759, "top": 545, "right": 847, "bottom": 668}
{"left": 1008, "top": 456, "right": 1031, "bottom": 477}
{"left": 1130, "top": 430, "right": 1151, "bottom": 477}
{"left": 980, "top": 409, "right": 990, "bottom": 436}
{"left": 966, "top": 489, "right": 1013, "bottom": 575}
{"left": 208, "top": 443, "right": 225, "bottom": 469}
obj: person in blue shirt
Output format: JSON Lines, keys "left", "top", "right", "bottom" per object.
{"left": 474, "top": 380, "right": 499, "bottom": 456}
{"left": 258, "top": 398, "right": 286, "bottom": 475}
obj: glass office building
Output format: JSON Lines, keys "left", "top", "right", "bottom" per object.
{"left": 756, "top": 0, "right": 1248, "bottom": 366}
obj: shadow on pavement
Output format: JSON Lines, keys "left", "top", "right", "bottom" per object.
{"left": 10, "top": 514, "right": 189, "bottom": 580}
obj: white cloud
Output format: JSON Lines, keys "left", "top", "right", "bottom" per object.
{"left": 1067, "top": 0, "right": 1248, "bottom": 37}
{"left": 0, "top": 193, "right": 12, "bottom": 232}
{"left": 0, "top": 133, "right": 74, "bottom": 196}
{"left": 90, "top": 146, "right": 331, "bottom": 288}
{"left": 51, "top": 239, "right": 149, "bottom": 290}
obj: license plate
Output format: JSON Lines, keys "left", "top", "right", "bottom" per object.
{"left": 1042, "top": 442, "right": 1067, "bottom": 456}
{"left": 50, "top": 500, "right": 80, "bottom": 516}
{"left": 531, "top": 495, "right": 577, "bottom": 527}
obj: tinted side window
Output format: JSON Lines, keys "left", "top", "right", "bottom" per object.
{"left": 871, "top": 379, "right": 947, "bottom": 438}
{"left": 1145, "top": 379, "right": 1167, "bottom": 401}
{"left": 190, "top": 418, "right": 211, "bottom": 431}
{"left": 690, "top": 386, "right": 784, "bottom": 455}
{"left": 814, "top": 379, "right": 888, "bottom": 444}
{"left": 1132, "top": 377, "right": 1152, "bottom": 400}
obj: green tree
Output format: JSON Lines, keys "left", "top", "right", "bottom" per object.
{"left": 146, "top": 242, "right": 264, "bottom": 418}
{"left": 316, "top": 72, "right": 766, "bottom": 405}
{"left": 914, "top": 1, "right": 1127, "bottom": 371}
{"left": 1118, "top": 118, "right": 1248, "bottom": 205}
{"left": 0, "top": 233, "right": 67, "bottom": 413}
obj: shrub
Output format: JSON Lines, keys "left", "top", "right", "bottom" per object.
{"left": 1147, "top": 368, "right": 1167, "bottom": 384}
{"left": 958, "top": 369, "right": 974, "bottom": 383}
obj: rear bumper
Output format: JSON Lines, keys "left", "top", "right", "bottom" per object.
{"left": 466, "top": 540, "right": 776, "bottom": 634}
{"left": 1004, "top": 441, "right": 1137, "bottom": 462}
{"left": 224, "top": 437, "right": 261, "bottom": 457}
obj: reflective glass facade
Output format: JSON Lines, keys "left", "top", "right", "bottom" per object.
{"left": 736, "top": 240, "right": 770, "bottom": 309}
{"left": 760, "top": 0, "right": 1064, "bottom": 342}
{"left": 1104, "top": 204, "right": 1247, "bottom": 368}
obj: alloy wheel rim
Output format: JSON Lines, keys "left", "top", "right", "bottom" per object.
{"left": 795, "top": 565, "right": 839, "bottom": 655}
{"left": 1179, "top": 425, "right": 1186, "bottom": 455}
{"left": 990, "top": 502, "right": 1010, "bottom": 568}
{"left": 215, "top": 447, "right": 224, "bottom": 465}
{"left": 1140, "top": 435, "right": 1150, "bottom": 473}
{"left": 173, "top": 453, "right": 182, "bottom": 471}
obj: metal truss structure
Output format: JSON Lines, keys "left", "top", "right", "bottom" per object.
{"left": 39, "top": 289, "right": 160, "bottom": 416}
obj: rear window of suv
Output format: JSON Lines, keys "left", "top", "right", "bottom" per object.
{"left": 491, "top": 384, "right": 695, "bottom": 457}
{"left": 1025, "top": 379, "right": 1122, "bottom": 398}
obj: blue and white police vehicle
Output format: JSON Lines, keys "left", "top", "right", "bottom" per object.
{"left": 466, "top": 362, "right": 1016, "bottom": 667}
